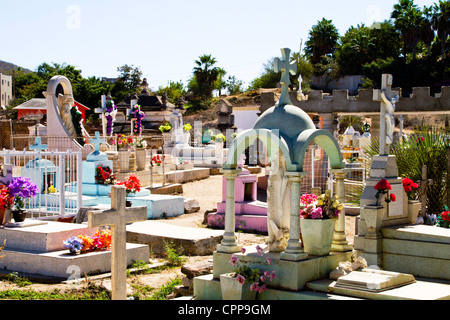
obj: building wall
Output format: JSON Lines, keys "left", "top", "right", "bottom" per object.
{"left": 0, "top": 74, "right": 13, "bottom": 108}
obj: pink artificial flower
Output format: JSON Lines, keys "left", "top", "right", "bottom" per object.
{"left": 229, "top": 254, "right": 239, "bottom": 266}
{"left": 235, "top": 274, "right": 245, "bottom": 284}
{"left": 264, "top": 271, "right": 270, "bottom": 277}
{"left": 311, "top": 207, "right": 323, "bottom": 219}
{"left": 259, "top": 285, "right": 267, "bottom": 293}
{"left": 260, "top": 276, "right": 267, "bottom": 282}
{"left": 241, "top": 247, "right": 246, "bottom": 254}
{"left": 266, "top": 257, "right": 272, "bottom": 265}
{"left": 270, "top": 271, "right": 276, "bottom": 282}
{"left": 256, "top": 245, "right": 263, "bottom": 256}
{"left": 250, "top": 283, "right": 259, "bottom": 292}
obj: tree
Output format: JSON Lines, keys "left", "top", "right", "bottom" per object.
{"left": 156, "top": 80, "right": 186, "bottom": 105}
{"left": 116, "top": 64, "right": 143, "bottom": 92}
{"left": 189, "top": 54, "right": 220, "bottom": 100}
{"left": 391, "top": 0, "right": 425, "bottom": 61}
{"left": 224, "top": 75, "right": 244, "bottom": 95}
{"left": 247, "top": 58, "right": 280, "bottom": 91}
{"left": 431, "top": 0, "right": 450, "bottom": 60}
{"left": 304, "top": 18, "right": 340, "bottom": 72}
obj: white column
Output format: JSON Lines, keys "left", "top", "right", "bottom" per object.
{"left": 280, "top": 173, "right": 308, "bottom": 261}
{"left": 330, "top": 168, "right": 352, "bottom": 252}
{"left": 217, "top": 169, "right": 242, "bottom": 253}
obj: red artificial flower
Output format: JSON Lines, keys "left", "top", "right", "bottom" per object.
{"left": 402, "top": 177, "right": 419, "bottom": 194}
{"left": 374, "top": 179, "right": 392, "bottom": 191}
{"left": 390, "top": 193, "right": 397, "bottom": 202}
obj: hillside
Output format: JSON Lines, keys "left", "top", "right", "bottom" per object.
{"left": 0, "top": 59, "right": 32, "bottom": 74}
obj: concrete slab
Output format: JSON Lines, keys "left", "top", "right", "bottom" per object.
{"left": 126, "top": 221, "right": 223, "bottom": 256}
{"left": 383, "top": 224, "right": 450, "bottom": 244}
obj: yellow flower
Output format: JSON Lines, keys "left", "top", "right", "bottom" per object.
{"left": 338, "top": 204, "right": 345, "bottom": 210}
{"left": 318, "top": 199, "right": 324, "bottom": 206}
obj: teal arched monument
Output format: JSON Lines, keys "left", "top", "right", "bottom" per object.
{"left": 218, "top": 48, "right": 345, "bottom": 260}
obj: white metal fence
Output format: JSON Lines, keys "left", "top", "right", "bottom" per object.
{"left": 0, "top": 149, "right": 82, "bottom": 219}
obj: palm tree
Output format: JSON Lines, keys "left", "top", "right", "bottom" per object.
{"left": 304, "top": 18, "right": 340, "bottom": 66}
{"left": 192, "top": 54, "right": 219, "bottom": 99}
{"left": 391, "top": 0, "right": 424, "bottom": 61}
{"left": 431, "top": 0, "right": 450, "bottom": 60}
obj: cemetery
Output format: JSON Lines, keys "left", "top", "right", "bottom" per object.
{"left": 0, "top": 1, "right": 450, "bottom": 302}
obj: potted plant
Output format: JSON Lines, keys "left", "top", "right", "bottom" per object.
{"left": 135, "top": 137, "right": 148, "bottom": 171}
{"left": 220, "top": 246, "right": 276, "bottom": 300}
{"left": 182, "top": 123, "right": 192, "bottom": 145}
{"left": 159, "top": 123, "right": 172, "bottom": 146}
{"left": 437, "top": 210, "right": 450, "bottom": 229}
{"left": 152, "top": 155, "right": 166, "bottom": 174}
{"left": 0, "top": 185, "right": 14, "bottom": 225}
{"left": 8, "top": 177, "right": 38, "bottom": 222}
{"left": 299, "top": 190, "right": 343, "bottom": 256}
{"left": 117, "top": 174, "right": 141, "bottom": 207}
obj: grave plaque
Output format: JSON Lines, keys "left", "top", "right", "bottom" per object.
{"left": 334, "top": 268, "right": 416, "bottom": 292}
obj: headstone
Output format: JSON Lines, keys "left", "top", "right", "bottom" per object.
{"left": 334, "top": 269, "right": 416, "bottom": 293}
{"left": 88, "top": 185, "right": 147, "bottom": 300}
{"left": 82, "top": 131, "right": 114, "bottom": 196}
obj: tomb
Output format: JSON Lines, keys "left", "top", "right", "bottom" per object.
{"left": 194, "top": 48, "right": 353, "bottom": 299}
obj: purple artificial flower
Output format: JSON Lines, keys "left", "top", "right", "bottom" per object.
{"left": 8, "top": 177, "right": 38, "bottom": 199}
{"left": 270, "top": 271, "right": 276, "bottom": 282}
{"left": 241, "top": 247, "right": 246, "bottom": 254}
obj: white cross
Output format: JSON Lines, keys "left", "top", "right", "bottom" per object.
{"left": 90, "top": 131, "right": 105, "bottom": 153}
{"left": 88, "top": 185, "right": 147, "bottom": 300}
{"left": 95, "top": 95, "right": 107, "bottom": 137}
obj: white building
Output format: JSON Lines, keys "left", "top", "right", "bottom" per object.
{"left": 0, "top": 73, "right": 13, "bottom": 108}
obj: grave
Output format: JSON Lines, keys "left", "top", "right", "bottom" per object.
{"left": 0, "top": 220, "right": 149, "bottom": 280}
{"left": 207, "top": 161, "right": 268, "bottom": 234}
{"left": 194, "top": 48, "right": 353, "bottom": 299}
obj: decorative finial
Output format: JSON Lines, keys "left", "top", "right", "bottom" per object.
{"left": 274, "top": 48, "right": 297, "bottom": 107}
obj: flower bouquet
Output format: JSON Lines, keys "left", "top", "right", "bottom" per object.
{"left": 226, "top": 246, "right": 276, "bottom": 295}
{"left": 0, "top": 185, "right": 14, "bottom": 211}
{"left": 135, "top": 137, "right": 148, "bottom": 149}
{"left": 300, "top": 190, "right": 343, "bottom": 220}
{"left": 95, "top": 166, "right": 116, "bottom": 185}
{"left": 374, "top": 179, "right": 396, "bottom": 206}
{"left": 116, "top": 134, "right": 135, "bottom": 150}
{"left": 152, "top": 154, "right": 166, "bottom": 166}
{"left": 183, "top": 123, "right": 192, "bottom": 132}
{"left": 402, "top": 177, "right": 419, "bottom": 200}
{"left": 117, "top": 174, "right": 141, "bottom": 195}
{"left": 64, "top": 229, "right": 112, "bottom": 254}
{"left": 159, "top": 122, "right": 172, "bottom": 133}
{"left": 8, "top": 177, "right": 38, "bottom": 221}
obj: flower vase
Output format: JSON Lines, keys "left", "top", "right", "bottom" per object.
{"left": 118, "top": 149, "right": 130, "bottom": 173}
{"left": 162, "top": 132, "right": 172, "bottom": 147}
{"left": 12, "top": 209, "right": 27, "bottom": 223}
{"left": 300, "top": 218, "right": 335, "bottom": 256}
{"left": 135, "top": 148, "right": 146, "bottom": 171}
{"left": 408, "top": 200, "right": 421, "bottom": 224}
{"left": 220, "top": 273, "right": 257, "bottom": 300}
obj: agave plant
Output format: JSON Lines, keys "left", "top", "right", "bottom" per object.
{"left": 362, "top": 126, "right": 449, "bottom": 216}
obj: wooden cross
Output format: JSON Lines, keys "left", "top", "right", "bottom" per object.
{"left": 88, "top": 185, "right": 147, "bottom": 300}
{"left": 274, "top": 48, "right": 297, "bottom": 107}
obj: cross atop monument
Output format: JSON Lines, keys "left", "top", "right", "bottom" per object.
{"left": 274, "top": 48, "right": 297, "bottom": 107}
{"left": 29, "top": 136, "right": 48, "bottom": 152}
{"left": 373, "top": 74, "right": 399, "bottom": 155}
{"left": 88, "top": 185, "right": 147, "bottom": 300}
{"left": 90, "top": 131, "right": 105, "bottom": 153}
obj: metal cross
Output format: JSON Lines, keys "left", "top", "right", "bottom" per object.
{"left": 88, "top": 185, "right": 147, "bottom": 300}
{"left": 274, "top": 48, "right": 297, "bottom": 107}
{"left": 29, "top": 136, "right": 48, "bottom": 152}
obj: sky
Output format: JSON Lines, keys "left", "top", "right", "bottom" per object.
{"left": 0, "top": 0, "right": 437, "bottom": 91}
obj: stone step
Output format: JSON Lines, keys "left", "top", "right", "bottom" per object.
{"left": 0, "top": 220, "right": 98, "bottom": 253}
{"left": 126, "top": 221, "right": 223, "bottom": 256}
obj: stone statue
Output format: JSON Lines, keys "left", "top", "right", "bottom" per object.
{"left": 266, "top": 151, "right": 291, "bottom": 252}
{"left": 380, "top": 93, "right": 397, "bottom": 145}
{"left": 57, "top": 93, "right": 77, "bottom": 137}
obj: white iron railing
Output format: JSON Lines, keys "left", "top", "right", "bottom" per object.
{"left": 0, "top": 149, "right": 82, "bottom": 219}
